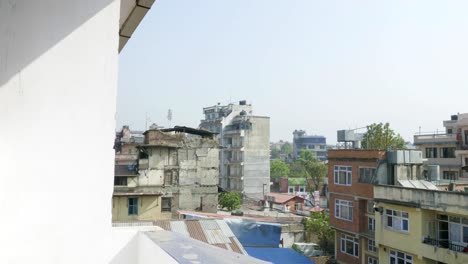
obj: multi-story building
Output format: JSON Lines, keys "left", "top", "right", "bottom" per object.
{"left": 374, "top": 185, "right": 468, "bottom": 264}
{"left": 328, "top": 148, "right": 438, "bottom": 264}
{"left": 114, "top": 126, "right": 144, "bottom": 186}
{"left": 328, "top": 149, "right": 385, "bottom": 264}
{"left": 414, "top": 113, "right": 468, "bottom": 181}
{"left": 112, "top": 126, "right": 219, "bottom": 221}
{"left": 293, "top": 130, "right": 327, "bottom": 161}
{"left": 200, "top": 101, "right": 270, "bottom": 199}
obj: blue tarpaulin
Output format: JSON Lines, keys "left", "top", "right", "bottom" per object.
{"left": 245, "top": 247, "right": 316, "bottom": 264}
{"left": 224, "top": 218, "right": 282, "bottom": 248}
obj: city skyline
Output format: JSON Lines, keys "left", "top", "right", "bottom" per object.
{"left": 117, "top": 0, "right": 468, "bottom": 143}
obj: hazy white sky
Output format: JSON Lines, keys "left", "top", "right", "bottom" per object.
{"left": 117, "top": 0, "right": 468, "bottom": 144}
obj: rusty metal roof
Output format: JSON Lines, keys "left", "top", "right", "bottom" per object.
{"left": 153, "top": 219, "right": 247, "bottom": 255}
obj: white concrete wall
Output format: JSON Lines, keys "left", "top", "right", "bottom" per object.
{"left": 0, "top": 0, "right": 120, "bottom": 263}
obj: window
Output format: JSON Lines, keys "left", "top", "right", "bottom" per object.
{"left": 340, "top": 234, "right": 359, "bottom": 257}
{"left": 335, "top": 199, "right": 353, "bottom": 221}
{"left": 368, "top": 217, "right": 375, "bottom": 232}
{"left": 320, "top": 145, "right": 326, "bottom": 149}
{"left": 447, "top": 128, "right": 453, "bottom": 134}
{"left": 440, "top": 147, "right": 456, "bottom": 158}
{"left": 386, "top": 209, "right": 409, "bottom": 232}
{"left": 295, "top": 202, "right": 301, "bottom": 211}
{"left": 161, "top": 197, "right": 171, "bottom": 212}
{"left": 114, "top": 177, "right": 127, "bottom": 186}
{"left": 389, "top": 250, "right": 413, "bottom": 264}
{"left": 368, "top": 256, "right": 378, "bottom": 264}
{"left": 425, "top": 147, "right": 437, "bottom": 158}
{"left": 359, "top": 167, "right": 376, "bottom": 183}
{"left": 368, "top": 239, "right": 377, "bottom": 252}
{"left": 438, "top": 214, "right": 468, "bottom": 244}
{"left": 288, "top": 187, "right": 294, "bottom": 194}
{"left": 299, "top": 186, "right": 305, "bottom": 192}
{"left": 128, "top": 197, "right": 138, "bottom": 215}
{"left": 334, "top": 166, "right": 352, "bottom": 185}
{"left": 164, "top": 171, "right": 173, "bottom": 185}
{"left": 442, "top": 171, "right": 458, "bottom": 180}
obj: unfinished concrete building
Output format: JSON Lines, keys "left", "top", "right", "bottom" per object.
{"left": 200, "top": 101, "right": 270, "bottom": 199}
{"left": 112, "top": 126, "right": 219, "bottom": 221}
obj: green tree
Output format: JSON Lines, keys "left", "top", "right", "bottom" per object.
{"left": 270, "top": 159, "right": 290, "bottom": 178}
{"left": 270, "top": 148, "right": 280, "bottom": 159}
{"left": 297, "top": 150, "right": 328, "bottom": 191}
{"left": 218, "top": 192, "right": 241, "bottom": 211}
{"left": 280, "top": 142, "right": 293, "bottom": 155}
{"left": 289, "top": 160, "right": 306, "bottom": 177}
{"left": 304, "top": 212, "right": 335, "bottom": 254}
{"left": 361, "top": 122, "right": 406, "bottom": 150}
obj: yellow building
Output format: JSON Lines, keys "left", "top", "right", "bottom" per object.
{"left": 112, "top": 194, "right": 172, "bottom": 221}
{"left": 374, "top": 185, "right": 468, "bottom": 264}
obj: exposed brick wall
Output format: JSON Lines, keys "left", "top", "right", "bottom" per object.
{"left": 328, "top": 150, "right": 385, "bottom": 264}
{"left": 330, "top": 193, "right": 360, "bottom": 234}
{"left": 279, "top": 177, "right": 288, "bottom": 193}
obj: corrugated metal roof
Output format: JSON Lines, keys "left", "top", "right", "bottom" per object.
{"left": 199, "top": 219, "right": 220, "bottom": 230}
{"left": 169, "top": 221, "right": 190, "bottom": 237}
{"left": 216, "top": 219, "right": 235, "bottom": 237}
{"left": 214, "top": 243, "right": 227, "bottom": 250}
{"left": 229, "top": 236, "right": 246, "bottom": 255}
{"left": 185, "top": 220, "right": 209, "bottom": 244}
{"left": 203, "top": 229, "right": 231, "bottom": 244}
{"left": 152, "top": 219, "right": 248, "bottom": 255}
{"left": 154, "top": 220, "right": 171, "bottom": 231}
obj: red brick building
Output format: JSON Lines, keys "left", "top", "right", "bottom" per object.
{"left": 328, "top": 149, "right": 386, "bottom": 264}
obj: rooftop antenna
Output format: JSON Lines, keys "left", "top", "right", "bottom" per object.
{"left": 167, "top": 109, "right": 173, "bottom": 128}
{"left": 145, "top": 112, "right": 152, "bottom": 130}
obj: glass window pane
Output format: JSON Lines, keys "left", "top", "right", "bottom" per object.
{"left": 450, "top": 223, "right": 461, "bottom": 243}
{"left": 402, "top": 219, "right": 409, "bottom": 231}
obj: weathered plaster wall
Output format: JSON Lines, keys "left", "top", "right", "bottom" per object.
{"left": 243, "top": 117, "right": 271, "bottom": 198}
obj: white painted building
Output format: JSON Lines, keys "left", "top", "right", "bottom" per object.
{"left": 0, "top": 0, "right": 161, "bottom": 263}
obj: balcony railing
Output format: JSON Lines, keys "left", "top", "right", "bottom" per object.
{"left": 422, "top": 237, "right": 468, "bottom": 253}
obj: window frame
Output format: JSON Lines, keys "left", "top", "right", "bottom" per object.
{"left": 334, "top": 165, "right": 352, "bottom": 186}
{"left": 335, "top": 199, "right": 353, "bottom": 221}
{"left": 340, "top": 234, "right": 359, "bottom": 257}
{"left": 368, "top": 217, "right": 375, "bottom": 232}
{"left": 128, "top": 197, "right": 138, "bottom": 216}
{"left": 389, "top": 250, "right": 413, "bottom": 264}
{"left": 368, "top": 256, "right": 378, "bottom": 264}
{"left": 161, "top": 197, "right": 172, "bottom": 212}
{"left": 114, "top": 176, "right": 128, "bottom": 186}
{"left": 368, "top": 239, "right": 377, "bottom": 252}
{"left": 385, "top": 209, "right": 409, "bottom": 232}
{"left": 359, "top": 167, "right": 376, "bottom": 183}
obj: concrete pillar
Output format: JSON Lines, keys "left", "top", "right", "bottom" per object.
{"left": 0, "top": 0, "right": 120, "bottom": 262}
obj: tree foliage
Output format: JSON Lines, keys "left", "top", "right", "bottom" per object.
{"left": 218, "top": 192, "right": 241, "bottom": 211}
{"left": 361, "top": 122, "right": 406, "bottom": 150}
{"left": 297, "top": 150, "right": 328, "bottom": 191}
{"left": 280, "top": 142, "right": 293, "bottom": 154}
{"left": 289, "top": 160, "right": 307, "bottom": 178}
{"left": 270, "top": 148, "right": 280, "bottom": 159}
{"left": 304, "top": 212, "right": 335, "bottom": 254}
{"left": 270, "top": 159, "right": 290, "bottom": 178}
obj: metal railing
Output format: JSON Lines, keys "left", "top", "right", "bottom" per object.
{"left": 422, "top": 237, "right": 468, "bottom": 253}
